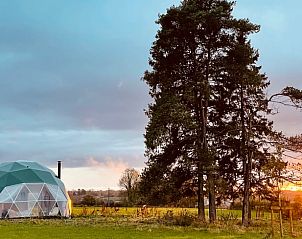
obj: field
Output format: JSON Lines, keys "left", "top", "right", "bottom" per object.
{"left": 0, "top": 217, "right": 265, "bottom": 239}
{"left": 71, "top": 206, "right": 258, "bottom": 219}
{"left": 0, "top": 207, "right": 301, "bottom": 239}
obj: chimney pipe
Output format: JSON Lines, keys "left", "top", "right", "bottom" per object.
{"left": 58, "top": 160, "right": 62, "bottom": 179}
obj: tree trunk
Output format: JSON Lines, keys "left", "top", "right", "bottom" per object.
{"left": 242, "top": 156, "right": 250, "bottom": 226}
{"left": 196, "top": 92, "right": 206, "bottom": 220}
{"left": 197, "top": 165, "right": 205, "bottom": 221}
{"left": 204, "top": 41, "right": 216, "bottom": 223}
{"left": 202, "top": 97, "right": 216, "bottom": 223}
{"left": 240, "top": 85, "right": 249, "bottom": 226}
{"left": 208, "top": 172, "right": 216, "bottom": 222}
{"left": 242, "top": 116, "right": 252, "bottom": 226}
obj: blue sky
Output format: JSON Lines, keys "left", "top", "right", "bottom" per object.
{"left": 0, "top": 0, "right": 301, "bottom": 189}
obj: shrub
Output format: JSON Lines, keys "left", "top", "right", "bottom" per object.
{"left": 160, "top": 210, "right": 195, "bottom": 226}
{"left": 80, "top": 195, "right": 97, "bottom": 206}
{"left": 218, "top": 212, "right": 239, "bottom": 225}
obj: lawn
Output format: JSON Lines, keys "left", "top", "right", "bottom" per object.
{"left": 0, "top": 218, "right": 265, "bottom": 239}
{"left": 0, "top": 208, "right": 300, "bottom": 239}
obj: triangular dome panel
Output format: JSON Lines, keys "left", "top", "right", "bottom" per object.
{"left": 30, "top": 202, "right": 43, "bottom": 217}
{"left": 15, "top": 185, "right": 31, "bottom": 202}
{"left": 27, "top": 184, "right": 44, "bottom": 200}
{"left": 5, "top": 184, "right": 22, "bottom": 201}
{"left": 10, "top": 162, "right": 26, "bottom": 171}
{"left": 0, "top": 188, "right": 13, "bottom": 203}
{"left": 46, "top": 184, "right": 59, "bottom": 200}
{"left": 38, "top": 184, "right": 55, "bottom": 201}
{"left": 56, "top": 188, "right": 67, "bottom": 201}
{"left": 57, "top": 201, "right": 67, "bottom": 216}
{"left": 0, "top": 203, "right": 12, "bottom": 218}
{"left": 49, "top": 202, "right": 60, "bottom": 216}
{"left": 39, "top": 200, "right": 56, "bottom": 216}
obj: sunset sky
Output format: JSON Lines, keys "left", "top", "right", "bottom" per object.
{"left": 0, "top": 0, "right": 301, "bottom": 190}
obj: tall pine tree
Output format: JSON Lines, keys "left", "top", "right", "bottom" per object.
{"left": 141, "top": 0, "right": 281, "bottom": 224}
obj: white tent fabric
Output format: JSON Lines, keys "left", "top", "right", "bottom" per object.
{"left": 0, "top": 183, "right": 70, "bottom": 218}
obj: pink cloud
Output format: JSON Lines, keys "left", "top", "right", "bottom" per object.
{"left": 85, "top": 156, "right": 129, "bottom": 174}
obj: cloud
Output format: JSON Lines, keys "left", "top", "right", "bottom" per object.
{"left": 0, "top": 0, "right": 301, "bottom": 190}
{"left": 56, "top": 155, "right": 143, "bottom": 190}
{"left": 0, "top": 129, "right": 146, "bottom": 168}
{"left": 0, "top": 0, "right": 154, "bottom": 132}
{"left": 85, "top": 156, "right": 129, "bottom": 174}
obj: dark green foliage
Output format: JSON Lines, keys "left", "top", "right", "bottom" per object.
{"left": 81, "top": 195, "right": 97, "bottom": 206}
{"left": 141, "top": 0, "right": 244, "bottom": 221}
{"left": 140, "top": 0, "right": 289, "bottom": 225}
{"left": 281, "top": 86, "right": 302, "bottom": 104}
{"left": 160, "top": 210, "right": 195, "bottom": 226}
{"left": 269, "top": 86, "right": 302, "bottom": 109}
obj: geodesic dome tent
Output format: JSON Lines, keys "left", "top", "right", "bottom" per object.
{"left": 0, "top": 161, "right": 71, "bottom": 218}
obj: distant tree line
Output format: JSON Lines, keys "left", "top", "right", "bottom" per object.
{"left": 69, "top": 189, "right": 125, "bottom": 207}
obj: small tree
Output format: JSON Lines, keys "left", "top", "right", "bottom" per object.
{"left": 119, "top": 168, "right": 140, "bottom": 205}
{"left": 81, "top": 195, "right": 96, "bottom": 206}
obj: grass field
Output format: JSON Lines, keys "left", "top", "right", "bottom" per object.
{"left": 0, "top": 207, "right": 300, "bottom": 239}
{"left": 0, "top": 218, "right": 266, "bottom": 239}
{"left": 71, "top": 206, "right": 271, "bottom": 219}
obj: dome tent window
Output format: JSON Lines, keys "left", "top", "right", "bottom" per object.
{"left": 0, "top": 161, "right": 71, "bottom": 218}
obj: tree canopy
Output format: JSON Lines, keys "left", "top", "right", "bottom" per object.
{"left": 119, "top": 168, "right": 140, "bottom": 205}
{"left": 140, "top": 0, "right": 301, "bottom": 225}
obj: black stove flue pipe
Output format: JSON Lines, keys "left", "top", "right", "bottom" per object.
{"left": 58, "top": 160, "right": 62, "bottom": 179}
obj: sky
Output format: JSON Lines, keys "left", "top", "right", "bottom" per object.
{"left": 0, "top": 0, "right": 301, "bottom": 190}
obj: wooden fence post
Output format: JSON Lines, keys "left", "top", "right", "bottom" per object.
{"left": 279, "top": 208, "right": 283, "bottom": 237}
{"left": 289, "top": 209, "right": 294, "bottom": 236}
{"left": 271, "top": 209, "right": 274, "bottom": 237}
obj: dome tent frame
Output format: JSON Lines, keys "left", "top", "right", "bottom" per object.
{"left": 0, "top": 161, "right": 71, "bottom": 218}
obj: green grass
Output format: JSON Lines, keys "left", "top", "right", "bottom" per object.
{"left": 0, "top": 208, "right": 300, "bottom": 239}
{"left": 0, "top": 218, "right": 265, "bottom": 239}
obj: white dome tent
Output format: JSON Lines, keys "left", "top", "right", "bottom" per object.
{"left": 0, "top": 161, "right": 71, "bottom": 218}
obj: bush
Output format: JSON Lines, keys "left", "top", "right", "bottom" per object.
{"left": 230, "top": 201, "right": 242, "bottom": 210}
{"left": 218, "top": 212, "right": 239, "bottom": 225}
{"left": 160, "top": 210, "right": 195, "bottom": 227}
{"left": 81, "top": 195, "right": 97, "bottom": 206}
